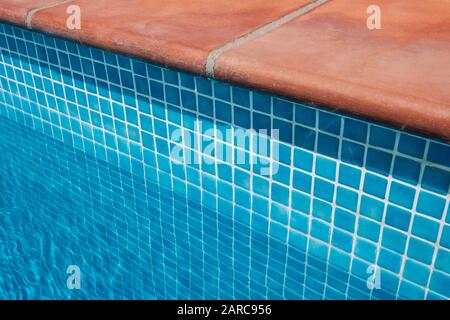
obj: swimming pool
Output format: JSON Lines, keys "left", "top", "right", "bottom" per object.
{"left": 0, "top": 22, "right": 449, "bottom": 300}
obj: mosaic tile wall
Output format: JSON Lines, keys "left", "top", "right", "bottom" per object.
{"left": 0, "top": 22, "right": 449, "bottom": 300}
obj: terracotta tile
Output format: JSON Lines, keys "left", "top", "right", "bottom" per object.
{"left": 215, "top": 0, "right": 450, "bottom": 141}
{"left": 30, "top": 0, "right": 313, "bottom": 75}
{"left": 0, "top": 0, "right": 58, "bottom": 26}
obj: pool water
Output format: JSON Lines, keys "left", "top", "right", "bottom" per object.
{"left": 0, "top": 116, "right": 304, "bottom": 299}
{"left": 0, "top": 22, "right": 449, "bottom": 300}
{"left": 1, "top": 116, "right": 155, "bottom": 299}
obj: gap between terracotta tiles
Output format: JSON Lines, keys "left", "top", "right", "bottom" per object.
{"left": 24, "top": 0, "right": 330, "bottom": 80}
{"left": 26, "top": 0, "right": 73, "bottom": 29}
{"left": 205, "top": 0, "right": 331, "bottom": 78}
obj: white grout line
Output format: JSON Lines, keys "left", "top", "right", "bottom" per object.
{"left": 205, "top": 0, "right": 330, "bottom": 78}
{"left": 424, "top": 193, "right": 450, "bottom": 298}
{"left": 391, "top": 138, "right": 427, "bottom": 299}
{"left": 322, "top": 116, "right": 344, "bottom": 299}
{"left": 344, "top": 124, "right": 370, "bottom": 299}
{"left": 25, "top": 0, "right": 74, "bottom": 29}
{"left": 379, "top": 133, "right": 401, "bottom": 299}
{"left": 300, "top": 105, "right": 319, "bottom": 299}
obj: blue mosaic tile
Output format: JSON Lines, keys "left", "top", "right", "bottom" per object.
{"left": 357, "top": 217, "right": 380, "bottom": 242}
{"left": 411, "top": 215, "right": 440, "bottom": 242}
{"left": 381, "top": 228, "right": 407, "bottom": 253}
{"left": 317, "top": 133, "right": 339, "bottom": 158}
{"left": 363, "top": 173, "right": 388, "bottom": 199}
{"left": 0, "top": 22, "right": 449, "bottom": 300}
{"left": 427, "top": 142, "right": 450, "bottom": 167}
{"left": 403, "top": 259, "right": 430, "bottom": 286}
{"left": 407, "top": 237, "right": 434, "bottom": 265}
{"left": 293, "top": 170, "right": 312, "bottom": 193}
{"left": 294, "top": 125, "right": 316, "bottom": 151}
{"left": 336, "top": 187, "right": 358, "bottom": 212}
{"left": 355, "top": 239, "right": 377, "bottom": 263}
{"left": 398, "top": 133, "right": 425, "bottom": 158}
{"left": 441, "top": 225, "right": 450, "bottom": 249}
{"left": 416, "top": 191, "right": 446, "bottom": 219}
{"left": 388, "top": 182, "right": 416, "bottom": 209}
{"left": 314, "top": 178, "right": 335, "bottom": 202}
{"left": 398, "top": 281, "right": 425, "bottom": 300}
{"left": 332, "top": 228, "right": 353, "bottom": 253}
{"left": 338, "top": 164, "right": 361, "bottom": 190}
{"left": 385, "top": 205, "right": 412, "bottom": 232}
{"left": 392, "top": 156, "right": 421, "bottom": 185}
{"left": 369, "top": 125, "right": 396, "bottom": 150}
{"left": 341, "top": 140, "right": 365, "bottom": 166}
{"left": 295, "top": 103, "right": 316, "bottom": 127}
{"left": 429, "top": 271, "right": 450, "bottom": 297}
{"left": 343, "top": 118, "right": 367, "bottom": 143}
{"left": 318, "top": 111, "right": 341, "bottom": 135}
{"left": 315, "top": 156, "right": 336, "bottom": 181}
{"left": 366, "top": 148, "right": 392, "bottom": 175}
{"left": 334, "top": 208, "right": 356, "bottom": 233}
{"left": 252, "top": 92, "right": 271, "bottom": 114}
{"left": 378, "top": 249, "right": 402, "bottom": 273}
{"left": 312, "top": 199, "right": 332, "bottom": 223}
{"left": 421, "top": 166, "right": 450, "bottom": 195}
{"left": 360, "top": 195, "right": 384, "bottom": 222}
{"left": 435, "top": 249, "right": 450, "bottom": 274}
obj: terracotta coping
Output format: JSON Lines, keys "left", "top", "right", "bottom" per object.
{"left": 0, "top": 0, "right": 62, "bottom": 26}
{"left": 1, "top": 0, "right": 449, "bottom": 141}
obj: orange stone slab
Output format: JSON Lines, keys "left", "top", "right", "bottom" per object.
{"left": 0, "top": 0, "right": 59, "bottom": 26}
{"left": 30, "top": 0, "right": 313, "bottom": 75}
{"left": 214, "top": 0, "right": 450, "bottom": 141}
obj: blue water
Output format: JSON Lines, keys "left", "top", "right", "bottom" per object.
{"left": 0, "top": 116, "right": 155, "bottom": 299}
{"left": 0, "top": 116, "right": 307, "bottom": 299}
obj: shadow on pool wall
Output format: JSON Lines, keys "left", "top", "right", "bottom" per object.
{"left": 0, "top": 22, "right": 449, "bottom": 300}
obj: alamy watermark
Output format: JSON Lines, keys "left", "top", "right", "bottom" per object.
{"left": 367, "top": 5, "right": 382, "bottom": 30}
{"left": 366, "top": 265, "right": 381, "bottom": 290}
{"left": 66, "top": 265, "right": 81, "bottom": 290}
{"left": 169, "top": 121, "right": 280, "bottom": 176}
{"left": 65, "top": 4, "right": 382, "bottom": 31}
{"left": 66, "top": 5, "right": 81, "bottom": 30}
